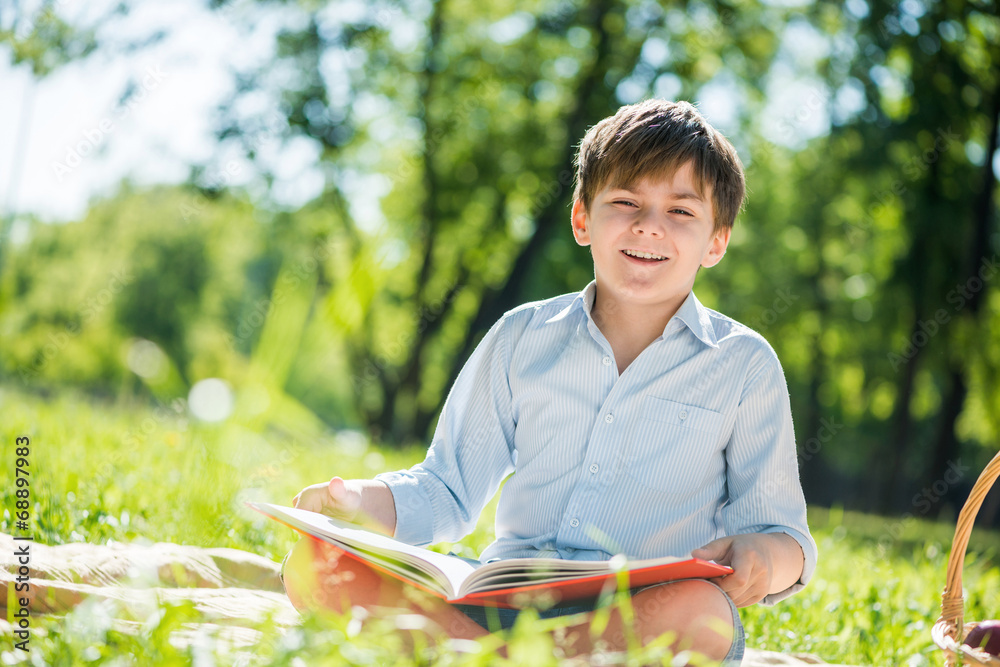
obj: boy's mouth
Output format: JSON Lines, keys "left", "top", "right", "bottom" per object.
{"left": 621, "top": 249, "right": 668, "bottom": 262}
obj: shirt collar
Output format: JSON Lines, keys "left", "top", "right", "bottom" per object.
{"left": 671, "top": 290, "right": 720, "bottom": 349}
{"left": 551, "top": 281, "right": 719, "bottom": 349}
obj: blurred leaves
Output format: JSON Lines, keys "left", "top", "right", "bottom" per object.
{"left": 0, "top": 0, "right": 99, "bottom": 76}
{"left": 1, "top": 0, "right": 999, "bottom": 518}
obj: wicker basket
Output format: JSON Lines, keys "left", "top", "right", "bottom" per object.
{"left": 931, "top": 449, "right": 1000, "bottom": 666}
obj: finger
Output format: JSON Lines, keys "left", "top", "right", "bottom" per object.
{"left": 713, "top": 573, "right": 740, "bottom": 598}
{"left": 692, "top": 537, "right": 732, "bottom": 563}
{"left": 705, "top": 575, "right": 728, "bottom": 588}
{"left": 292, "top": 493, "right": 300, "bottom": 507}
{"left": 328, "top": 477, "right": 361, "bottom": 516}
{"left": 718, "top": 560, "right": 766, "bottom": 607}
{"left": 724, "top": 575, "right": 752, "bottom": 606}
{"left": 721, "top": 579, "right": 756, "bottom": 608}
{"left": 731, "top": 582, "right": 767, "bottom": 608}
{"left": 328, "top": 477, "right": 347, "bottom": 504}
{"left": 295, "top": 488, "right": 323, "bottom": 513}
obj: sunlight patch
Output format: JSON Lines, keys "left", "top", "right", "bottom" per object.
{"left": 188, "top": 378, "right": 234, "bottom": 422}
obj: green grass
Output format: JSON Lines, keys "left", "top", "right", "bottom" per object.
{"left": 1, "top": 386, "right": 998, "bottom": 665}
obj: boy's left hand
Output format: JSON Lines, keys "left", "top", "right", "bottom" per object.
{"left": 691, "top": 532, "right": 803, "bottom": 607}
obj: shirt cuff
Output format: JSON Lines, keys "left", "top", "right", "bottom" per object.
{"left": 373, "top": 469, "right": 435, "bottom": 547}
{"left": 757, "top": 526, "right": 817, "bottom": 606}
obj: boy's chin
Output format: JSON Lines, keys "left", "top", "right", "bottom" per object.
{"left": 598, "top": 281, "right": 694, "bottom": 305}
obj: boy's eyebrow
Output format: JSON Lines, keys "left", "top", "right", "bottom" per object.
{"left": 671, "top": 191, "right": 707, "bottom": 203}
{"left": 607, "top": 185, "right": 707, "bottom": 203}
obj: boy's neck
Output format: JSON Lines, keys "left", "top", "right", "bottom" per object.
{"left": 590, "top": 288, "right": 687, "bottom": 373}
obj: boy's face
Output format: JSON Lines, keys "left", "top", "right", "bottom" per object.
{"left": 571, "top": 161, "right": 730, "bottom": 315}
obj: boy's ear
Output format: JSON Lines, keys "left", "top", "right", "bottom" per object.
{"left": 571, "top": 199, "right": 591, "bottom": 246}
{"left": 701, "top": 227, "right": 731, "bottom": 268}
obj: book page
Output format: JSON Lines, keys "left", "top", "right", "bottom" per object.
{"left": 250, "top": 502, "right": 477, "bottom": 599}
{"left": 459, "top": 554, "right": 729, "bottom": 598}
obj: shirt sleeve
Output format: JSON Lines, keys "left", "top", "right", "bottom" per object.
{"left": 721, "top": 341, "right": 818, "bottom": 606}
{"left": 375, "top": 315, "right": 517, "bottom": 546}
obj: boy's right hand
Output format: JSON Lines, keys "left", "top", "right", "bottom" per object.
{"left": 291, "top": 477, "right": 397, "bottom": 535}
{"left": 292, "top": 477, "right": 363, "bottom": 522}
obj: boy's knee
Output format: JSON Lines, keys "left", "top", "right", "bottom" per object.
{"left": 631, "top": 579, "right": 734, "bottom": 657}
{"left": 281, "top": 538, "right": 387, "bottom": 615}
{"left": 282, "top": 538, "right": 322, "bottom": 612}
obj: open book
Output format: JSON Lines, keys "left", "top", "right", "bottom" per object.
{"left": 251, "top": 502, "right": 733, "bottom": 608}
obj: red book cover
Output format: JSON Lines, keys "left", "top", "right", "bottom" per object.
{"left": 252, "top": 502, "right": 733, "bottom": 609}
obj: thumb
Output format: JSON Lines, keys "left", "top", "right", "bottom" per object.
{"left": 692, "top": 536, "right": 733, "bottom": 562}
{"left": 328, "top": 477, "right": 361, "bottom": 515}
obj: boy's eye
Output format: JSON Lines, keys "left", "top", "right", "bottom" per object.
{"left": 671, "top": 208, "right": 693, "bottom": 216}
{"left": 614, "top": 200, "right": 638, "bottom": 208}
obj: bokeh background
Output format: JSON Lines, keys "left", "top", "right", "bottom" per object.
{"left": 2, "top": 0, "right": 1000, "bottom": 533}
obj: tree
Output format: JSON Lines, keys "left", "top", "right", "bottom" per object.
{"left": 215, "top": 0, "right": 799, "bottom": 444}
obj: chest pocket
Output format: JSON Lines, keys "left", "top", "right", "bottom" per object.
{"left": 623, "top": 396, "right": 725, "bottom": 494}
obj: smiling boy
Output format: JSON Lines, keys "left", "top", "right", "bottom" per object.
{"left": 286, "top": 99, "right": 817, "bottom": 665}
{"left": 573, "top": 159, "right": 727, "bottom": 371}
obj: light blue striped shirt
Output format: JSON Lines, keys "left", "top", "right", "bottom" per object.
{"left": 377, "top": 281, "right": 817, "bottom": 604}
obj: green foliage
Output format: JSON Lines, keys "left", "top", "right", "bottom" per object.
{"left": 0, "top": 187, "right": 260, "bottom": 391}
{"left": 2, "top": 0, "right": 1000, "bottom": 522}
{"left": 0, "top": 1, "right": 100, "bottom": 76}
{"left": 4, "top": 0, "right": 1000, "bottom": 663}
{"left": 0, "top": 386, "right": 419, "bottom": 556}
{"left": 2, "top": 388, "right": 999, "bottom": 665}
{"left": 208, "top": 0, "right": 812, "bottom": 444}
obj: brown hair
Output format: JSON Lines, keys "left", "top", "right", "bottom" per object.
{"left": 572, "top": 99, "right": 746, "bottom": 231}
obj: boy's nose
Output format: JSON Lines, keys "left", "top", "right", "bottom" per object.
{"left": 632, "top": 214, "right": 666, "bottom": 237}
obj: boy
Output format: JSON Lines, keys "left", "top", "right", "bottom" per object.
{"left": 286, "top": 99, "right": 817, "bottom": 665}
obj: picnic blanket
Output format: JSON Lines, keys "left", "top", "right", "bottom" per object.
{"left": 0, "top": 534, "right": 852, "bottom": 665}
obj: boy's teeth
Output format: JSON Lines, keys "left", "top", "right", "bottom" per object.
{"left": 623, "top": 249, "right": 666, "bottom": 260}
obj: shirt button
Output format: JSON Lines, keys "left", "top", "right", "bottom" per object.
{"left": 602, "top": 355, "right": 612, "bottom": 366}
{"left": 570, "top": 518, "right": 580, "bottom": 528}
{"left": 589, "top": 463, "right": 599, "bottom": 474}
{"left": 679, "top": 410, "right": 688, "bottom": 420}
{"left": 604, "top": 413, "right": 614, "bottom": 424}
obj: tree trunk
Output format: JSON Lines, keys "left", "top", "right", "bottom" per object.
{"left": 439, "top": 0, "right": 619, "bottom": 411}
{"left": 882, "top": 313, "right": 925, "bottom": 512}
{"left": 924, "top": 79, "right": 999, "bottom": 507}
